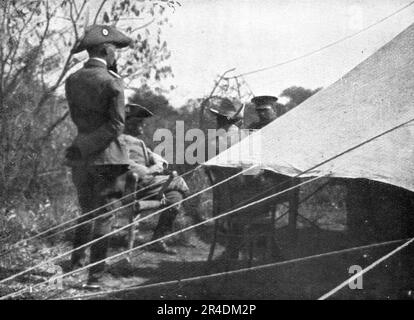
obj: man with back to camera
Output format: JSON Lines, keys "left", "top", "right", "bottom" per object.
{"left": 65, "top": 25, "right": 132, "bottom": 289}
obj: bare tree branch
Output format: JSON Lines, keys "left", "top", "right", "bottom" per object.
{"left": 93, "top": 0, "right": 108, "bottom": 24}
{"left": 40, "top": 59, "right": 47, "bottom": 91}
{"left": 0, "top": 0, "right": 10, "bottom": 108}
{"left": 68, "top": 0, "right": 87, "bottom": 42}
{"left": 38, "top": 111, "right": 70, "bottom": 142}
{"left": 72, "top": 0, "right": 79, "bottom": 16}
{"left": 2, "top": 16, "right": 28, "bottom": 88}
{"left": 77, "top": 0, "right": 88, "bottom": 23}
{"left": 69, "top": 0, "right": 78, "bottom": 40}
{"left": 5, "top": 0, "right": 52, "bottom": 98}
{"left": 131, "top": 18, "right": 156, "bottom": 32}
{"left": 0, "top": 0, "right": 176, "bottom": 198}
{"left": 33, "top": 0, "right": 87, "bottom": 115}
{"left": 199, "top": 68, "right": 236, "bottom": 129}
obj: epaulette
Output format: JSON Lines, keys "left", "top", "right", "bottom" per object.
{"left": 108, "top": 70, "right": 122, "bottom": 79}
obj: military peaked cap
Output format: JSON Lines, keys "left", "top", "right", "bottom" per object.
{"left": 251, "top": 95, "right": 278, "bottom": 110}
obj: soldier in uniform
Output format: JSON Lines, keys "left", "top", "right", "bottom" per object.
{"left": 120, "top": 103, "right": 190, "bottom": 255}
{"left": 245, "top": 96, "right": 286, "bottom": 260}
{"left": 205, "top": 99, "right": 283, "bottom": 261}
{"left": 64, "top": 25, "right": 132, "bottom": 287}
{"left": 204, "top": 98, "right": 246, "bottom": 259}
{"left": 248, "top": 95, "right": 279, "bottom": 130}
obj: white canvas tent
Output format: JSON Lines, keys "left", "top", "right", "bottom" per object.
{"left": 206, "top": 23, "right": 414, "bottom": 192}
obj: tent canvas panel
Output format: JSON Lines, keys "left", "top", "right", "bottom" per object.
{"left": 206, "top": 23, "right": 414, "bottom": 192}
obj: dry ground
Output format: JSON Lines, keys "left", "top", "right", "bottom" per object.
{"left": 0, "top": 204, "right": 411, "bottom": 300}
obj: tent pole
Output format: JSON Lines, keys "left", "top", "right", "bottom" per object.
{"left": 288, "top": 178, "right": 300, "bottom": 244}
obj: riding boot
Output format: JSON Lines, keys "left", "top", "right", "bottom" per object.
{"left": 70, "top": 166, "right": 94, "bottom": 270}
{"left": 88, "top": 237, "right": 110, "bottom": 282}
{"left": 71, "top": 226, "right": 90, "bottom": 269}
{"left": 149, "top": 208, "right": 179, "bottom": 255}
{"left": 86, "top": 198, "right": 118, "bottom": 287}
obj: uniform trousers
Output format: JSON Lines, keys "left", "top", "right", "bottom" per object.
{"left": 71, "top": 164, "right": 128, "bottom": 277}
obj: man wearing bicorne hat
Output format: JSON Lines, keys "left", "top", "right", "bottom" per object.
{"left": 64, "top": 25, "right": 132, "bottom": 288}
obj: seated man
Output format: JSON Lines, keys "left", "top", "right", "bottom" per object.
{"left": 119, "top": 103, "right": 190, "bottom": 255}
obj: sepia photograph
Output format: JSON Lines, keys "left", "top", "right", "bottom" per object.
{"left": 0, "top": 0, "right": 413, "bottom": 304}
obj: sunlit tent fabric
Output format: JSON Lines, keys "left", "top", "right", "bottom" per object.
{"left": 206, "top": 23, "right": 414, "bottom": 192}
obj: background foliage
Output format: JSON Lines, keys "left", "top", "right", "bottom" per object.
{"left": 0, "top": 0, "right": 178, "bottom": 240}
{"left": 0, "top": 0, "right": 340, "bottom": 249}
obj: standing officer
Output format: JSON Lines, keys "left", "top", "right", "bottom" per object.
{"left": 248, "top": 95, "right": 279, "bottom": 130}
{"left": 65, "top": 25, "right": 132, "bottom": 288}
{"left": 120, "top": 103, "right": 190, "bottom": 254}
{"left": 205, "top": 98, "right": 246, "bottom": 260}
{"left": 246, "top": 95, "right": 284, "bottom": 260}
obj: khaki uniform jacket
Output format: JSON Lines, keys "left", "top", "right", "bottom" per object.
{"left": 119, "top": 134, "right": 168, "bottom": 173}
{"left": 119, "top": 134, "right": 189, "bottom": 195}
{"left": 65, "top": 59, "right": 129, "bottom": 166}
{"left": 119, "top": 134, "right": 167, "bottom": 176}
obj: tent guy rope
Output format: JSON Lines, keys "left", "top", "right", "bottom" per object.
{"left": 0, "top": 165, "right": 257, "bottom": 288}
{"left": 318, "top": 236, "right": 414, "bottom": 300}
{"left": 224, "top": 1, "right": 414, "bottom": 79}
{"left": 64, "top": 238, "right": 409, "bottom": 300}
{"left": 0, "top": 165, "right": 202, "bottom": 258}
{"left": 0, "top": 174, "right": 322, "bottom": 300}
{"left": 3, "top": 114, "right": 413, "bottom": 298}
